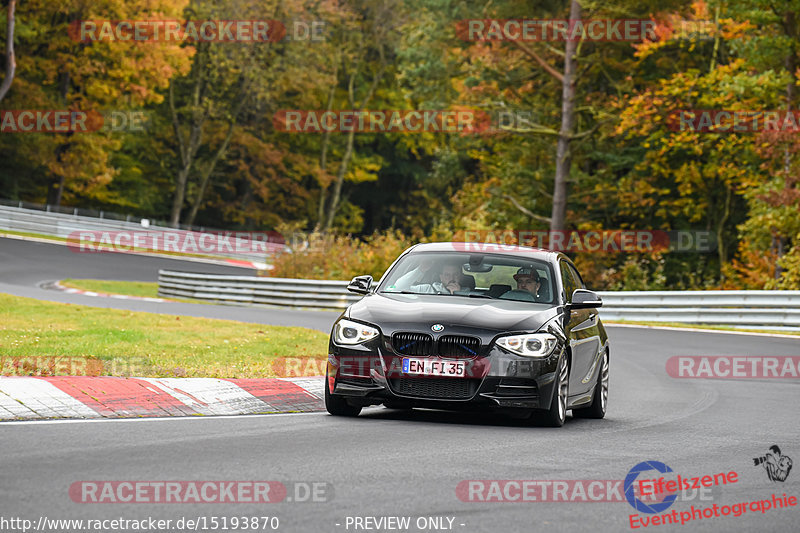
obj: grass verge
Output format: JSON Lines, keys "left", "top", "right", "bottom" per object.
{"left": 0, "top": 229, "right": 67, "bottom": 243}
{"left": 0, "top": 293, "right": 328, "bottom": 378}
{"left": 61, "top": 278, "right": 161, "bottom": 299}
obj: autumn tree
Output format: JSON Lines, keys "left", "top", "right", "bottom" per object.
{"left": 0, "top": 0, "right": 192, "bottom": 207}
{"left": 311, "top": 0, "right": 406, "bottom": 233}
{"left": 0, "top": 0, "right": 16, "bottom": 103}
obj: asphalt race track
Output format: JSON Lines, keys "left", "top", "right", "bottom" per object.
{"left": 0, "top": 237, "right": 340, "bottom": 331}
{"left": 2, "top": 236, "right": 800, "bottom": 532}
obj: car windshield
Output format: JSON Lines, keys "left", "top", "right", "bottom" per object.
{"left": 380, "top": 252, "right": 555, "bottom": 304}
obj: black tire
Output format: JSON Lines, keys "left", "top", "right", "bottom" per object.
{"left": 573, "top": 351, "right": 608, "bottom": 419}
{"left": 325, "top": 381, "right": 362, "bottom": 417}
{"left": 534, "top": 355, "right": 569, "bottom": 427}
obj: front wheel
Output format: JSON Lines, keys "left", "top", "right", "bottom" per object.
{"left": 573, "top": 351, "right": 608, "bottom": 419}
{"left": 534, "top": 355, "right": 569, "bottom": 427}
{"left": 324, "top": 381, "right": 362, "bottom": 417}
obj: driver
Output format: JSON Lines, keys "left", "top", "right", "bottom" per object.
{"left": 394, "top": 259, "right": 462, "bottom": 294}
{"left": 513, "top": 267, "right": 541, "bottom": 299}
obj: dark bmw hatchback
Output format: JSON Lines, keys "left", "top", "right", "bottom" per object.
{"left": 325, "top": 242, "right": 609, "bottom": 426}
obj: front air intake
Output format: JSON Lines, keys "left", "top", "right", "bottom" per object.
{"left": 392, "top": 332, "right": 434, "bottom": 356}
{"left": 438, "top": 335, "right": 481, "bottom": 358}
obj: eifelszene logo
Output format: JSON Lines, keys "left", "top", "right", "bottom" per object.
{"left": 625, "top": 461, "right": 678, "bottom": 514}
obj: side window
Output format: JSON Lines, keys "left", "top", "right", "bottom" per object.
{"left": 567, "top": 264, "right": 586, "bottom": 290}
{"left": 559, "top": 261, "right": 577, "bottom": 302}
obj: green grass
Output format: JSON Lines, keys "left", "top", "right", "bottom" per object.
{"left": 60, "top": 278, "right": 222, "bottom": 305}
{"left": 606, "top": 320, "right": 800, "bottom": 336}
{"left": 0, "top": 293, "right": 328, "bottom": 378}
{"left": 62, "top": 278, "right": 160, "bottom": 299}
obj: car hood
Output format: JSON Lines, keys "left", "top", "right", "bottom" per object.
{"left": 347, "top": 292, "right": 560, "bottom": 335}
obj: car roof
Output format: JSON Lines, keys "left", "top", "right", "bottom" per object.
{"left": 406, "top": 242, "right": 561, "bottom": 262}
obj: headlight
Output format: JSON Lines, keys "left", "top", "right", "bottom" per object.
{"left": 333, "top": 319, "right": 380, "bottom": 345}
{"left": 496, "top": 333, "right": 558, "bottom": 357}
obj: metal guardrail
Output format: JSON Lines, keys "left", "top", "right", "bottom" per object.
{"left": 157, "top": 270, "right": 800, "bottom": 327}
{"left": 158, "top": 270, "right": 360, "bottom": 310}
{"left": 596, "top": 291, "right": 800, "bottom": 327}
{"left": 0, "top": 199, "right": 198, "bottom": 230}
{"left": 0, "top": 204, "right": 281, "bottom": 264}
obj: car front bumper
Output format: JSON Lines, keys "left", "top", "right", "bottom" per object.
{"left": 326, "top": 344, "right": 562, "bottom": 411}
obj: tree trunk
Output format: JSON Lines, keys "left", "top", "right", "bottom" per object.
{"left": 51, "top": 67, "right": 74, "bottom": 208}
{"left": 313, "top": 76, "right": 338, "bottom": 232}
{"left": 185, "top": 119, "right": 237, "bottom": 227}
{"left": 716, "top": 185, "right": 731, "bottom": 274}
{"left": 550, "top": 0, "right": 581, "bottom": 232}
{"left": 185, "top": 80, "right": 249, "bottom": 227}
{"left": 321, "top": 46, "right": 386, "bottom": 232}
{"left": 47, "top": 173, "right": 65, "bottom": 207}
{"left": 0, "top": 0, "right": 16, "bottom": 103}
{"left": 323, "top": 127, "right": 355, "bottom": 231}
{"left": 776, "top": 10, "right": 797, "bottom": 278}
{"left": 168, "top": 69, "right": 207, "bottom": 228}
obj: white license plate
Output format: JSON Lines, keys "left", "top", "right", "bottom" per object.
{"left": 402, "top": 358, "right": 465, "bottom": 377}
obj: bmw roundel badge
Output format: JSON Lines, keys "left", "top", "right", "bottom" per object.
{"left": 431, "top": 324, "right": 445, "bottom": 332}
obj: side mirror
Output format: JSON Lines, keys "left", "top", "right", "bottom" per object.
{"left": 347, "top": 275, "right": 373, "bottom": 295}
{"left": 569, "top": 289, "right": 602, "bottom": 309}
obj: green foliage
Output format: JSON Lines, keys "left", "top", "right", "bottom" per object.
{"left": 1, "top": 0, "right": 799, "bottom": 288}
{"left": 270, "top": 231, "right": 415, "bottom": 280}
{"left": 608, "top": 255, "right": 668, "bottom": 291}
